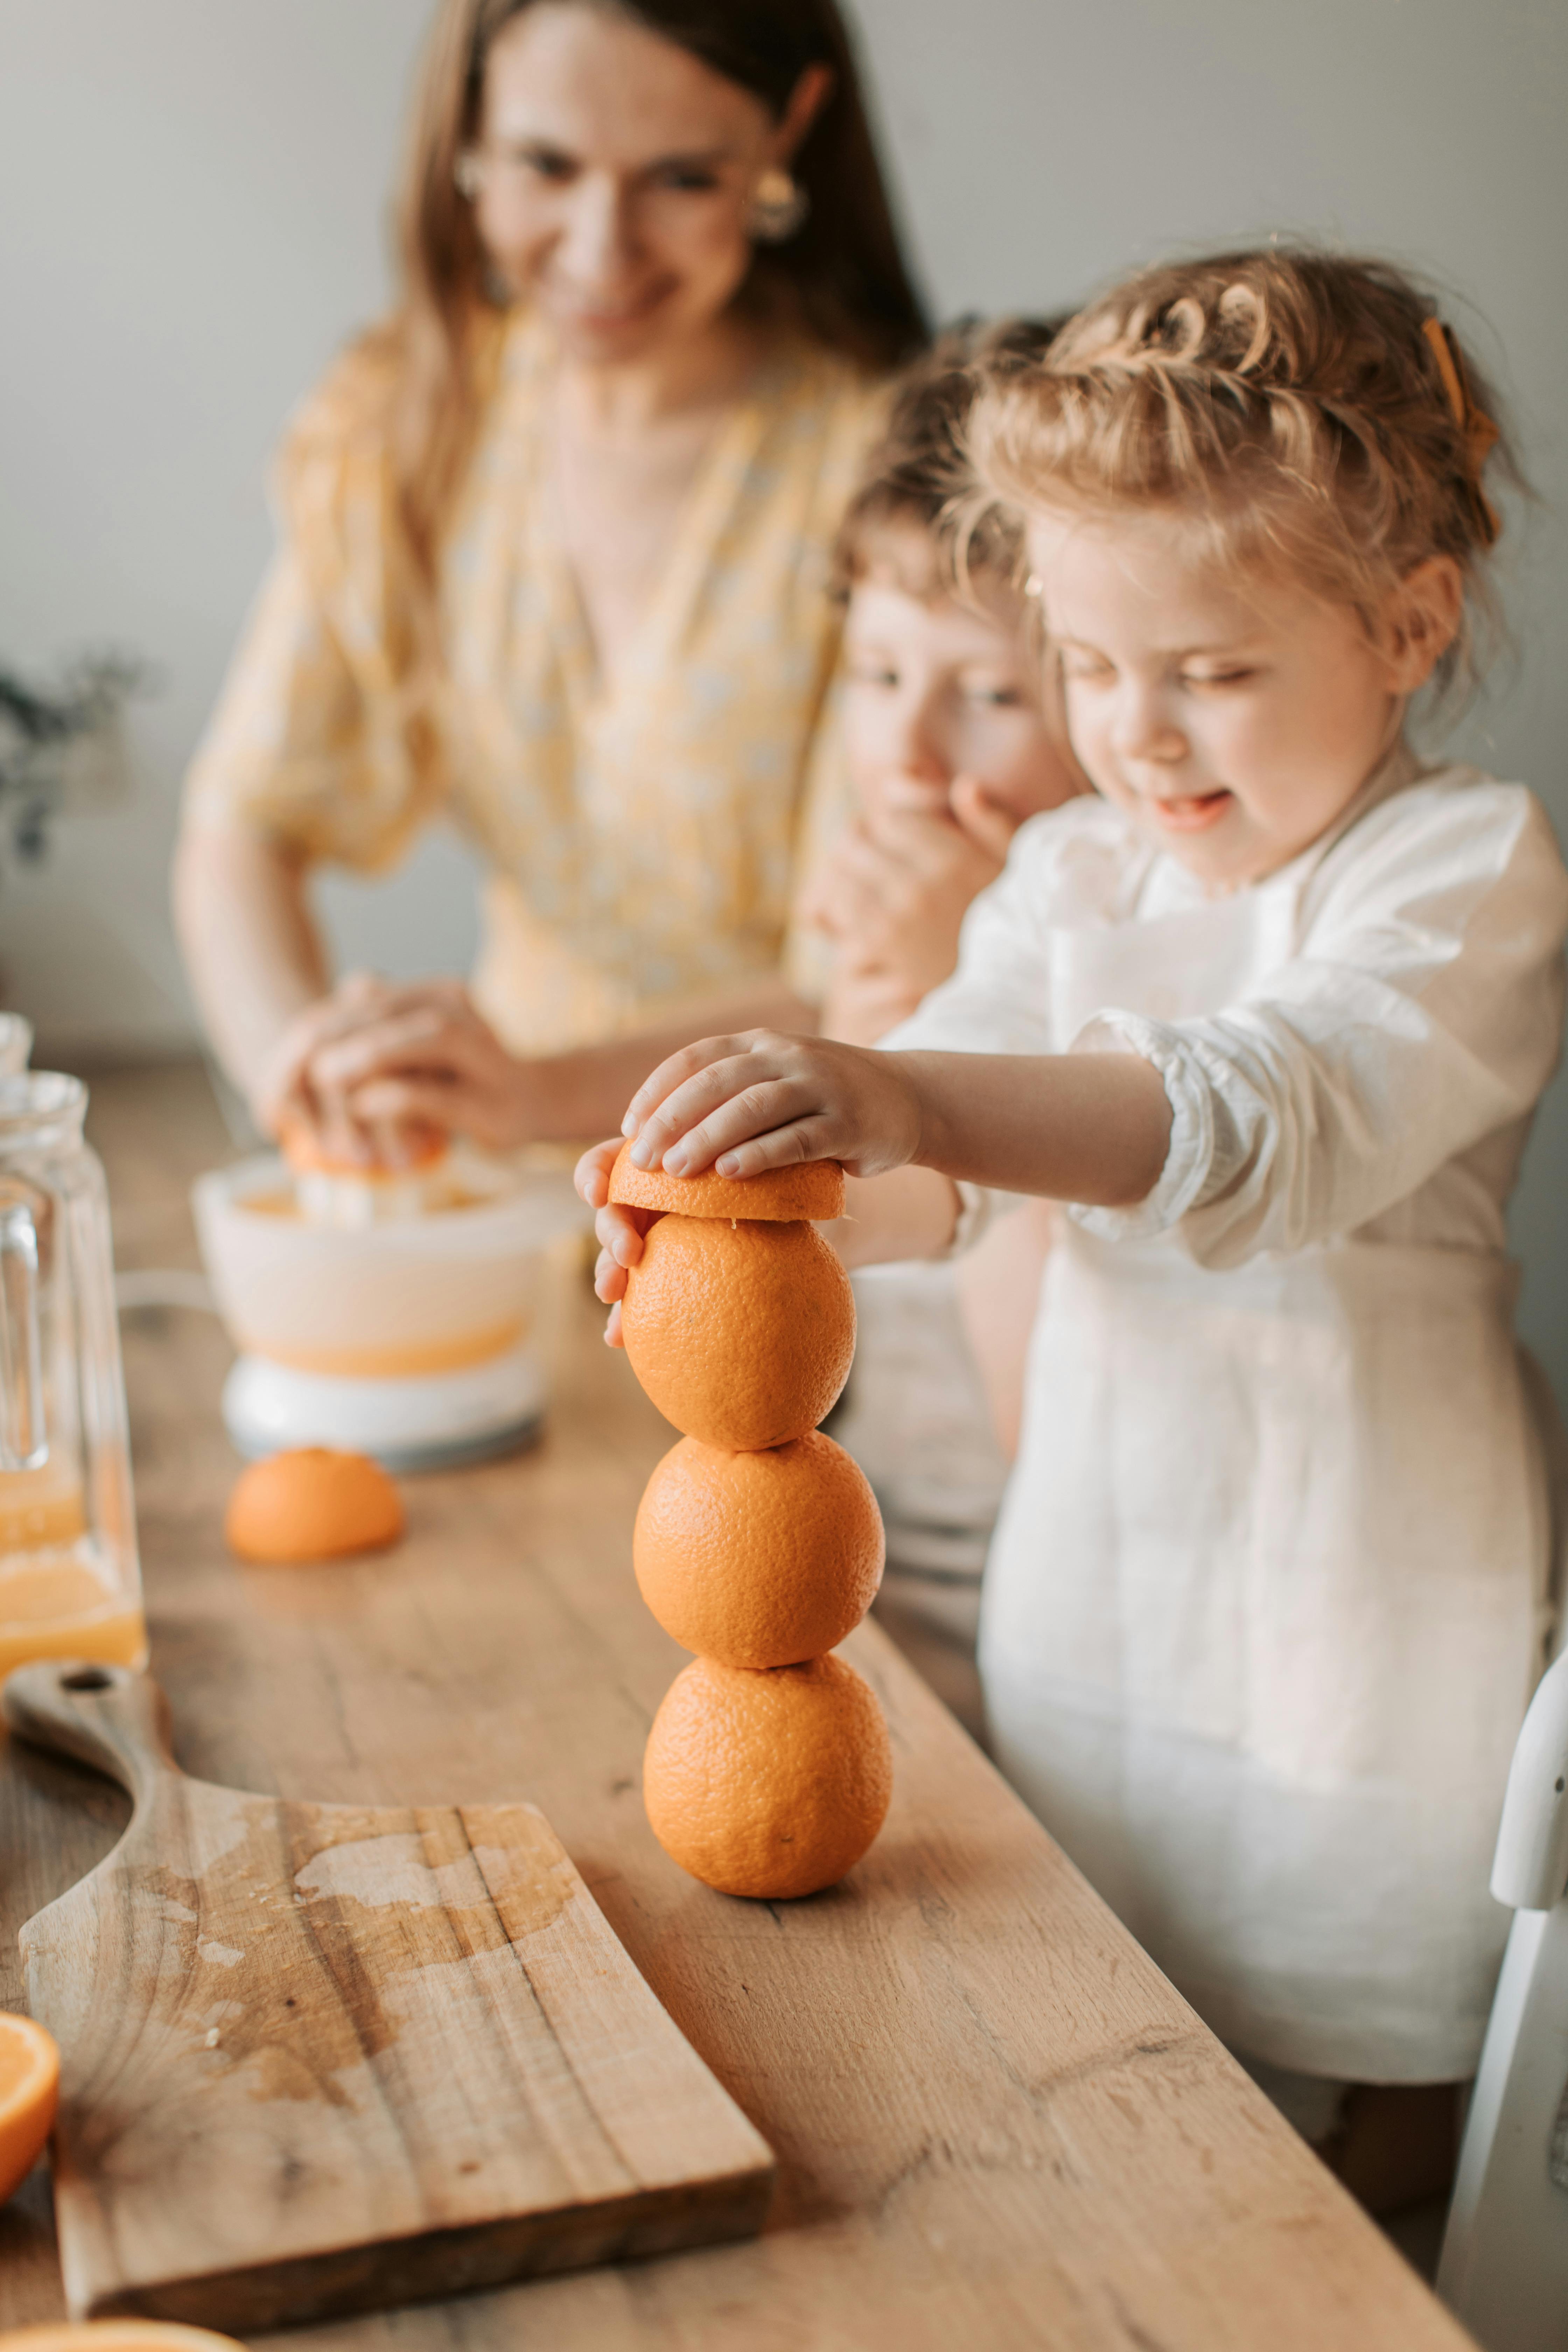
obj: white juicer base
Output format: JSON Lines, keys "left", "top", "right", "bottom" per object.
{"left": 222, "top": 1342, "right": 547, "bottom": 1473}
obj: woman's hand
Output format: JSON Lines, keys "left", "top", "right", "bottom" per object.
{"left": 278, "top": 978, "right": 539, "bottom": 1157}
{"left": 258, "top": 973, "right": 430, "bottom": 1167}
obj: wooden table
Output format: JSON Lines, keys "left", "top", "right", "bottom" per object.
{"left": 0, "top": 1064, "right": 1475, "bottom": 2350}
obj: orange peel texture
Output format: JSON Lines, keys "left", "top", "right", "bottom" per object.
{"left": 643, "top": 1653, "right": 893, "bottom": 1900}
{"left": 0, "top": 2327, "right": 248, "bottom": 2349}
{"left": 620, "top": 1217, "right": 855, "bottom": 1451}
{"left": 225, "top": 1448, "right": 404, "bottom": 1566}
{"left": 635, "top": 1431, "right": 883, "bottom": 1670}
{"left": 609, "top": 1142, "right": 844, "bottom": 1223}
{"left": 0, "top": 2011, "right": 58, "bottom": 2203}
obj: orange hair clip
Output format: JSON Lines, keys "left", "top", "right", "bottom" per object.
{"left": 1421, "top": 315, "right": 1501, "bottom": 547}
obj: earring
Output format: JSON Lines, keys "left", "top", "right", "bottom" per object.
{"left": 748, "top": 167, "right": 809, "bottom": 244}
{"left": 454, "top": 149, "right": 484, "bottom": 201}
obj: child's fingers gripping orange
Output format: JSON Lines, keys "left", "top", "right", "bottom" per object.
{"left": 626, "top": 1042, "right": 806, "bottom": 1175}
{"left": 590, "top": 1189, "right": 657, "bottom": 1343}
{"left": 593, "top": 1245, "right": 620, "bottom": 1306}
{"left": 635, "top": 1035, "right": 925, "bottom": 1188}
{"left": 594, "top": 1232, "right": 641, "bottom": 1308}
{"left": 595, "top": 1201, "right": 656, "bottom": 1271}
{"left": 628, "top": 1035, "right": 864, "bottom": 1183}
{"left": 621, "top": 1031, "right": 769, "bottom": 1142}
{"left": 574, "top": 1136, "right": 622, "bottom": 1209}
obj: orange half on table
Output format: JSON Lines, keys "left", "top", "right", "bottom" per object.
{"left": 0, "top": 2328, "right": 246, "bottom": 2349}
{"left": 0, "top": 2014, "right": 58, "bottom": 2205}
{"left": 225, "top": 1448, "right": 404, "bottom": 1565}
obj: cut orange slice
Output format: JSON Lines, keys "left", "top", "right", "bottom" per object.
{"left": 608, "top": 1140, "right": 845, "bottom": 1223}
{"left": 0, "top": 2014, "right": 58, "bottom": 2203}
{"left": 0, "top": 2329, "right": 245, "bottom": 2348}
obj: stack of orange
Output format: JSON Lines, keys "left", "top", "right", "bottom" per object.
{"left": 610, "top": 1145, "right": 892, "bottom": 1900}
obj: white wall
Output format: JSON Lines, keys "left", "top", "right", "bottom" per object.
{"left": 2, "top": 0, "right": 1565, "bottom": 1384}
{"left": 0, "top": 0, "right": 480, "bottom": 1062}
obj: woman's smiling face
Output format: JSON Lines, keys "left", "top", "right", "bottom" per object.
{"left": 471, "top": 4, "right": 807, "bottom": 367}
{"left": 1028, "top": 508, "right": 1421, "bottom": 888}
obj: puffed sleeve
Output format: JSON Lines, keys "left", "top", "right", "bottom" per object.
{"left": 1076, "top": 778, "right": 1568, "bottom": 1267}
{"left": 182, "top": 353, "right": 445, "bottom": 872}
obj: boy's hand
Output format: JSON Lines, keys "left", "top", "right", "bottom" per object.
{"left": 621, "top": 1030, "right": 922, "bottom": 1185}
{"left": 803, "top": 779, "right": 1022, "bottom": 1005}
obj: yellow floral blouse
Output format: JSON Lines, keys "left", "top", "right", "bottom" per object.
{"left": 186, "top": 310, "right": 883, "bottom": 1054}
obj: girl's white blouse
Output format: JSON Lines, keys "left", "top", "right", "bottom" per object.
{"left": 892, "top": 755, "right": 1568, "bottom": 2079}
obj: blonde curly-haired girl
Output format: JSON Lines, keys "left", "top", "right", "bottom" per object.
{"left": 584, "top": 246, "right": 1568, "bottom": 2200}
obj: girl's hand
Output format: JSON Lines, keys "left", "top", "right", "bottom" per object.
{"left": 621, "top": 1029, "right": 922, "bottom": 1185}
{"left": 574, "top": 1137, "right": 654, "bottom": 1350}
{"left": 573, "top": 1029, "right": 925, "bottom": 1348}
{"left": 303, "top": 980, "right": 538, "bottom": 1154}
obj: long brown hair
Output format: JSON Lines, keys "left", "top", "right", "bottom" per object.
{"left": 352, "top": 0, "right": 926, "bottom": 665}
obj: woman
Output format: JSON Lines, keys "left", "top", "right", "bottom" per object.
{"left": 175, "top": 0, "right": 925, "bottom": 1155}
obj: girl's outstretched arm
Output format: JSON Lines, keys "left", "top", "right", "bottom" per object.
{"left": 620, "top": 1029, "right": 1171, "bottom": 1205}
{"left": 575, "top": 1029, "right": 1171, "bottom": 1338}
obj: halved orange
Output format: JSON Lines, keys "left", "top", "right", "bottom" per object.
{"left": 608, "top": 1141, "right": 844, "bottom": 1223}
{"left": 0, "top": 2014, "right": 58, "bottom": 2205}
{"left": 0, "top": 2327, "right": 246, "bottom": 2348}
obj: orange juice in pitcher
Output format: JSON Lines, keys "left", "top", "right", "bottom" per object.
{"left": 0, "top": 1074, "right": 145, "bottom": 1673}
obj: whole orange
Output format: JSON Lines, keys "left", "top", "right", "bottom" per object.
{"left": 643, "top": 1652, "right": 892, "bottom": 1899}
{"left": 620, "top": 1217, "right": 855, "bottom": 1449}
{"left": 0, "top": 2012, "right": 57, "bottom": 2204}
{"left": 635, "top": 1430, "right": 883, "bottom": 1668}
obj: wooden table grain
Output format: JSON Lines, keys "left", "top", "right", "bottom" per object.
{"left": 0, "top": 1064, "right": 1476, "bottom": 2350}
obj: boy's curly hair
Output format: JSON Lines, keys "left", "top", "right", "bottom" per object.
{"left": 833, "top": 315, "right": 1065, "bottom": 601}
{"left": 969, "top": 247, "right": 1521, "bottom": 693}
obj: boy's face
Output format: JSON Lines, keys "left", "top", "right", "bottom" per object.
{"left": 842, "top": 533, "right": 1080, "bottom": 824}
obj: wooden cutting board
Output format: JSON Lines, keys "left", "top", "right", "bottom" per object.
{"left": 4, "top": 1661, "right": 774, "bottom": 2333}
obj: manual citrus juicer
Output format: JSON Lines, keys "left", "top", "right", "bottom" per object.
{"left": 0, "top": 1070, "right": 146, "bottom": 1671}
{"left": 194, "top": 1120, "right": 591, "bottom": 1472}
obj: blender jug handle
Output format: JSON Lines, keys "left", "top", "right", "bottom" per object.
{"left": 0, "top": 1195, "right": 47, "bottom": 1470}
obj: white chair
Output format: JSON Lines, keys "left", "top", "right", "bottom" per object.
{"left": 1438, "top": 1645, "right": 1568, "bottom": 2347}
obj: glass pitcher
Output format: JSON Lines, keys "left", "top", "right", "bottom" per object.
{"left": 0, "top": 1073, "right": 145, "bottom": 1670}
